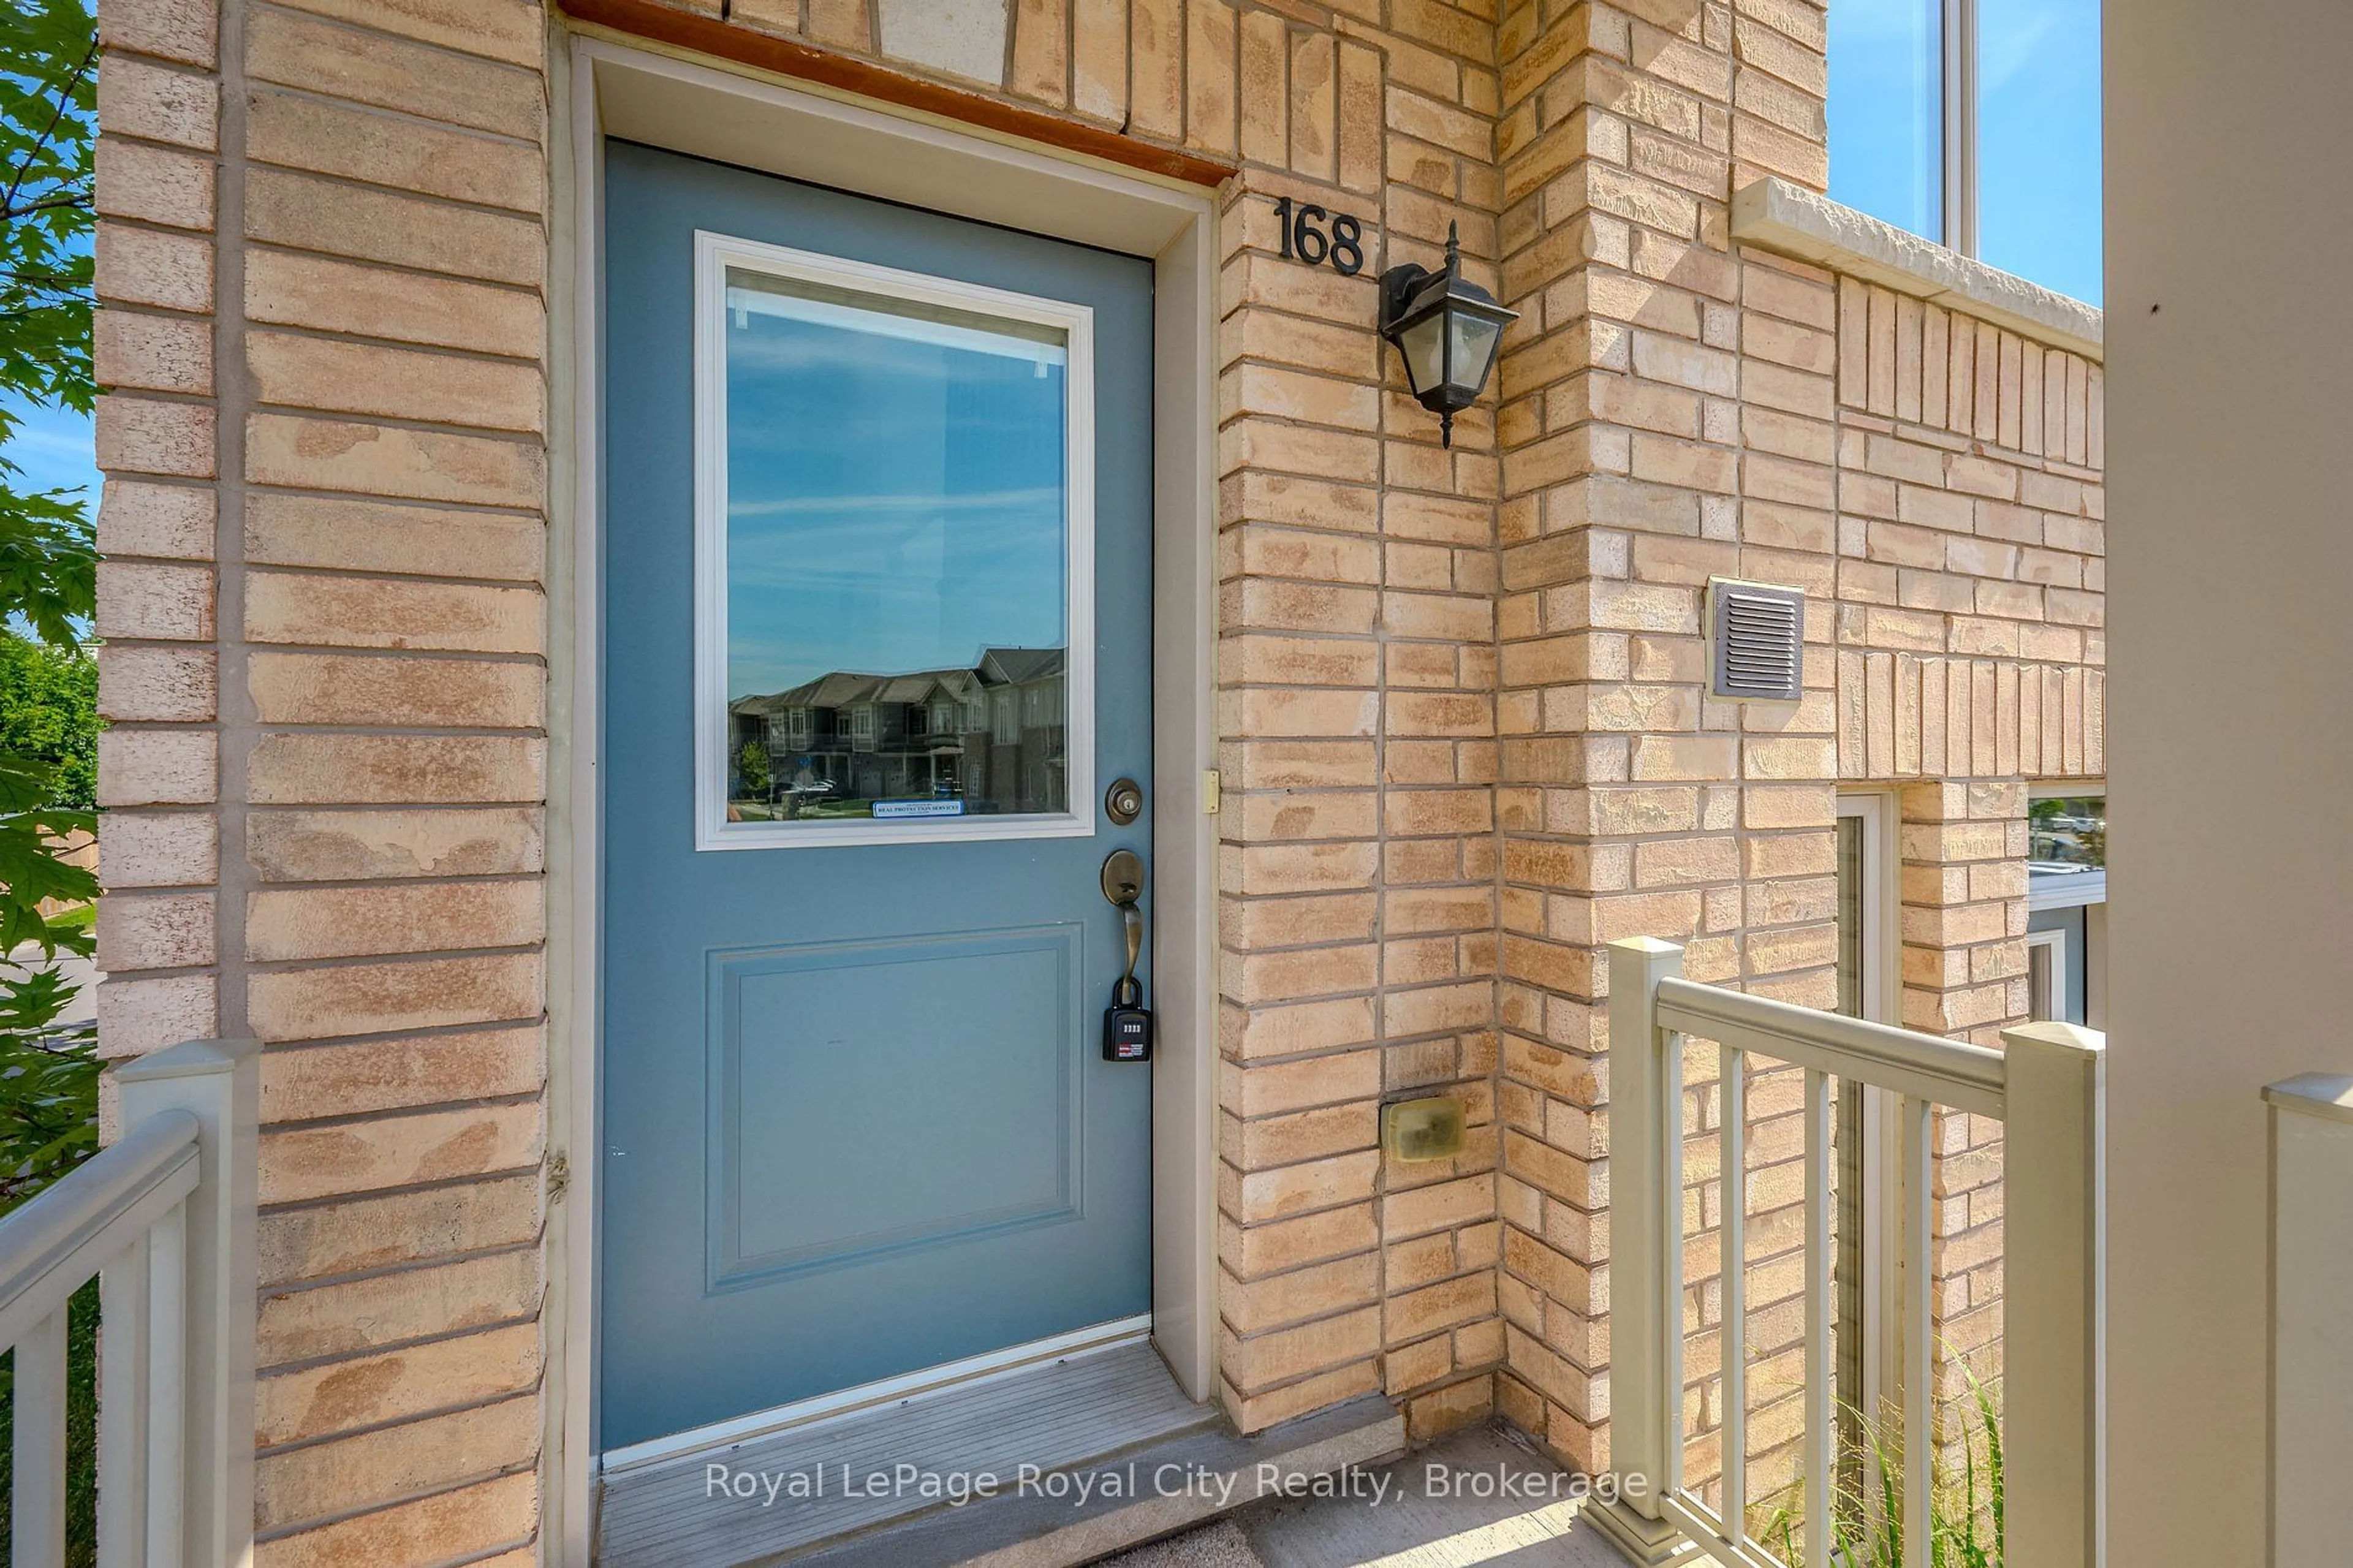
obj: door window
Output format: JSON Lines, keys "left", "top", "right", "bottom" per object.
{"left": 694, "top": 234, "right": 1097, "bottom": 849}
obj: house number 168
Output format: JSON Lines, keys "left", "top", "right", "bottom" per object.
{"left": 1273, "top": 196, "right": 1365, "bottom": 276}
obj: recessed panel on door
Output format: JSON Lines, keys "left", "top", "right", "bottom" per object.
{"left": 707, "top": 926, "right": 1083, "bottom": 1289}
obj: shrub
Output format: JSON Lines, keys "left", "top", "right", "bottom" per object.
{"left": 1767, "top": 1365, "right": 2003, "bottom": 1568}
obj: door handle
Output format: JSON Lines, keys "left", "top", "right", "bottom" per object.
{"left": 1100, "top": 849, "right": 1145, "bottom": 997}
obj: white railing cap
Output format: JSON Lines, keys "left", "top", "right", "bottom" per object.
{"left": 2265, "top": 1073, "right": 2353, "bottom": 1126}
{"left": 116, "top": 1036, "right": 263, "bottom": 1084}
{"left": 2002, "top": 1020, "right": 2107, "bottom": 1055}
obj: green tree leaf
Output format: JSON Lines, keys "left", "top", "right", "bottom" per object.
{"left": 0, "top": 10, "right": 102, "bottom": 1558}
{"left": 0, "top": 0, "right": 102, "bottom": 1247}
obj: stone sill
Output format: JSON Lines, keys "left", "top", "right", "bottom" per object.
{"left": 1732, "top": 176, "right": 2105, "bottom": 363}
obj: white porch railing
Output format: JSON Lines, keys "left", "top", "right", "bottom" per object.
{"left": 1590, "top": 938, "right": 2104, "bottom": 1568}
{"left": 0, "top": 1037, "right": 259, "bottom": 1568}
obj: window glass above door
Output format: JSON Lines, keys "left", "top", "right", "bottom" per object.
{"left": 1828, "top": 0, "right": 2102, "bottom": 304}
{"left": 1977, "top": 0, "right": 2103, "bottom": 304}
{"left": 1828, "top": 0, "right": 1943, "bottom": 242}
{"left": 694, "top": 235, "right": 1098, "bottom": 849}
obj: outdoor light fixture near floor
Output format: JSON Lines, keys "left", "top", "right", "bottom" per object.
{"left": 1378, "top": 221, "right": 1518, "bottom": 447}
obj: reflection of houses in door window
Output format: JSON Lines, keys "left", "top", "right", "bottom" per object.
{"left": 726, "top": 646, "right": 1068, "bottom": 817}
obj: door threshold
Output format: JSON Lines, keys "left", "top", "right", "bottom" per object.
{"left": 601, "top": 1315, "right": 1153, "bottom": 1475}
{"left": 595, "top": 1338, "right": 1236, "bottom": 1568}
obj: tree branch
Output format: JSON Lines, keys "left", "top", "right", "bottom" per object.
{"left": 0, "top": 41, "right": 97, "bottom": 224}
{"left": 0, "top": 190, "right": 91, "bottom": 223}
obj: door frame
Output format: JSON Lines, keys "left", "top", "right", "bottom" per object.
{"left": 544, "top": 34, "right": 1221, "bottom": 1568}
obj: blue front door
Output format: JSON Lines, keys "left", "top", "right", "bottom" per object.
{"left": 598, "top": 143, "right": 1155, "bottom": 1452}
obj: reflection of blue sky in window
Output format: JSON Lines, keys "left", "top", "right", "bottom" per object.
{"left": 1830, "top": 0, "right": 2102, "bottom": 307}
{"left": 1979, "top": 0, "right": 2102, "bottom": 305}
{"left": 1829, "top": 0, "right": 1942, "bottom": 240}
{"left": 724, "top": 282, "right": 1067, "bottom": 700}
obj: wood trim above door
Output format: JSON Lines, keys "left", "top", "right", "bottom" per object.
{"left": 561, "top": 0, "right": 1239, "bottom": 190}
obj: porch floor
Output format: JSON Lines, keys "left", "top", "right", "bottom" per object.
{"left": 594, "top": 1346, "right": 1618, "bottom": 1567}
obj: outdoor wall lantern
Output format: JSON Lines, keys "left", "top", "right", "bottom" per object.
{"left": 1378, "top": 221, "right": 1518, "bottom": 448}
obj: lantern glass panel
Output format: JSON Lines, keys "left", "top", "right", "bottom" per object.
{"left": 1448, "top": 312, "right": 1503, "bottom": 399}
{"left": 1398, "top": 312, "right": 1447, "bottom": 399}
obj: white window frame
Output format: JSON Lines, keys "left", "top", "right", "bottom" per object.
{"left": 691, "top": 230, "right": 1098, "bottom": 851}
{"left": 2028, "top": 781, "right": 2107, "bottom": 1027}
{"left": 1837, "top": 793, "right": 1901, "bottom": 1026}
{"left": 1941, "top": 0, "right": 1980, "bottom": 257}
{"left": 2025, "top": 925, "right": 2067, "bottom": 1022}
{"left": 2027, "top": 868, "right": 2107, "bottom": 911}
{"left": 1835, "top": 792, "right": 1904, "bottom": 1504}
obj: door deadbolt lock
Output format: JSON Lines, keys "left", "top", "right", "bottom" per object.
{"left": 1105, "top": 777, "right": 1144, "bottom": 826}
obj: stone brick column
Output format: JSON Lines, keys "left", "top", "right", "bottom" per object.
{"left": 1898, "top": 779, "right": 2024, "bottom": 1469}
{"left": 1211, "top": 14, "right": 1509, "bottom": 1442}
{"left": 97, "top": 0, "right": 552, "bottom": 1561}
{"left": 93, "top": 0, "right": 225, "bottom": 1093}
{"left": 1488, "top": 0, "right": 1838, "bottom": 1498}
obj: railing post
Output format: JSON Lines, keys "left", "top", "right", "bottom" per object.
{"left": 1589, "top": 937, "right": 1689, "bottom": 1566}
{"left": 2262, "top": 1073, "right": 2353, "bottom": 1567}
{"left": 2000, "top": 1021, "right": 2105, "bottom": 1568}
{"left": 118, "top": 1039, "right": 261, "bottom": 1568}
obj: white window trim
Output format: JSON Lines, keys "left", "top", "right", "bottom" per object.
{"left": 2026, "top": 925, "right": 2068, "bottom": 1022}
{"left": 1836, "top": 792, "right": 1904, "bottom": 1501}
{"left": 2028, "top": 866, "right": 2107, "bottom": 911}
{"left": 1941, "top": 0, "right": 1980, "bottom": 257}
{"left": 1838, "top": 793, "right": 1901, "bottom": 1027}
{"left": 691, "top": 230, "right": 1099, "bottom": 851}
{"left": 2084, "top": 899, "right": 2107, "bottom": 1031}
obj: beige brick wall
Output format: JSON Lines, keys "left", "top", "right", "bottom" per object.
{"left": 95, "top": 0, "right": 551, "bottom": 1561}
{"left": 89, "top": 0, "right": 2104, "bottom": 1558}
{"left": 1476, "top": 0, "right": 2105, "bottom": 1526}
{"left": 1207, "top": 50, "right": 1508, "bottom": 1445}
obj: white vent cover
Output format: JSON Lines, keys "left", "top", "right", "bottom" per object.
{"left": 1707, "top": 578, "right": 1805, "bottom": 702}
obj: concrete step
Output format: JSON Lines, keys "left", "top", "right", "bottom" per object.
{"left": 789, "top": 1396, "right": 1405, "bottom": 1568}
{"left": 1099, "top": 1424, "right": 1632, "bottom": 1568}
